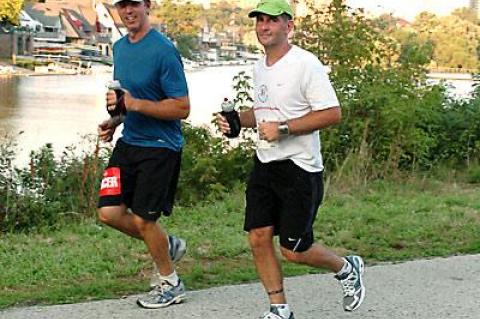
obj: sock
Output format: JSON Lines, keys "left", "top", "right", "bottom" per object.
{"left": 336, "top": 258, "right": 353, "bottom": 278}
{"left": 271, "top": 304, "right": 291, "bottom": 318}
{"left": 159, "top": 271, "right": 179, "bottom": 286}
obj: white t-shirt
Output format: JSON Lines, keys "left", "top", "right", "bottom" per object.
{"left": 253, "top": 45, "right": 340, "bottom": 172}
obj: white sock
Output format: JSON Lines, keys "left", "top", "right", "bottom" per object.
{"left": 159, "top": 271, "right": 179, "bottom": 286}
{"left": 271, "top": 304, "right": 291, "bottom": 318}
{"left": 336, "top": 258, "right": 353, "bottom": 277}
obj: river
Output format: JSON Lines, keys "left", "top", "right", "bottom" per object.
{"left": 0, "top": 67, "right": 476, "bottom": 166}
{"left": 0, "top": 65, "right": 252, "bottom": 165}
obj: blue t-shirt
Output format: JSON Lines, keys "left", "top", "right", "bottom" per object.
{"left": 113, "top": 29, "right": 188, "bottom": 151}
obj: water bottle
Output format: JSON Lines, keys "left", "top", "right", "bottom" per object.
{"left": 106, "top": 80, "right": 126, "bottom": 117}
{"left": 220, "top": 98, "right": 241, "bottom": 138}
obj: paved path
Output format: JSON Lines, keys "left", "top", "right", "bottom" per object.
{"left": 1, "top": 255, "right": 479, "bottom": 319}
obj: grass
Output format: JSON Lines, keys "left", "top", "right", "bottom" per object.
{"left": 0, "top": 177, "right": 479, "bottom": 309}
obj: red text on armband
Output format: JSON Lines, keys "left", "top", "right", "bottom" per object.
{"left": 99, "top": 167, "right": 121, "bottom": 196}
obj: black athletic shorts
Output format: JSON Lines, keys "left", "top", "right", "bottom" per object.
{"left": 245, "top": 156, "right": 324, "bottom": 252}
{"left": 98, "top": 139, "right": 181, "bottom": 221}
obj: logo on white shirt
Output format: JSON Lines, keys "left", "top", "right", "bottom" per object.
{"left": 258, "top": 84, "right": 268, "bottom": 103}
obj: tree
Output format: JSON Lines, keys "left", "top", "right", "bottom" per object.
{"left": 292, "top": 0, "right": 444, "bottom": 172}
{"left": 373, "top": 13, "right": 399, "bottom": 32}
{"left": 176, "top": 34, "right": 198, "bottom": 60}
{"left": 204, "top": 1, "right": 252, "bottom": 34}
{"left": 452, "top": 7, "right": 478, "bottom": 25}
{"left": 0, "top": 0, "right": 24, "bottom": 25}
{"left": 412, "top": 13, "right": 480, "bottom": 68}
{"left": 152, "top": 0, "right": 204, "bottom": 40}
{"left": 412, "top": 11, "right": 440, "bottom": 35}
{"left": 397, "top": 33, "right": 433, "bottom": 68}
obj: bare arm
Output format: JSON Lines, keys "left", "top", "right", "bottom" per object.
{"left": 259, "top": 106, "right": 341, "bottom": 142}
{"left": 288, "top": 106, "right": 341, "bottom": 135}
{"left": 239, "top": 108, "right": 256, "bottom": 128}
{"left": 124, "top": 92, "right": 190, "bottom": 120}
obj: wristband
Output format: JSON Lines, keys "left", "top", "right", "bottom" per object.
{"left": 278, "top": 121, "right": 289, "bottom": 136}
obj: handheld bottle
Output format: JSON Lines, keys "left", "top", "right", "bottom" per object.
{"left": 106, "top": 80, "right": 126, "bottom": 117}
{"left": 220, "top": 98, "right": 241, "bottom": 138}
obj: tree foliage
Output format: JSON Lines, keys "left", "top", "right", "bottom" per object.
{"left": 451, "top": 7, "right": 478, "bottom": 25}
{"left": 151, "top": 0, "right": 254, "bottom": 56}
{"left": 151, "top": 0, "right": 204, "bottom": 40}
{"left": 203, "top": 1, "right": 252, "bottom": 35}
{"left": 0, "top": 0, "right": 24, "bottom": 25}
{"left": 380, "top": 8, "right": 480, "bottom": 69}
{"left": 413, "top": 13, "right": 480, "bottom": 69}
{"left": 175, "top": 34, "right": 199, "bottom": 59}
{"left": 291, "top": 0, "right": 463, "bottom": 174}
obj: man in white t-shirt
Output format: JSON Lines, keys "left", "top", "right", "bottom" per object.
{"left": 217, "top": 0, "right": 365, "bottom": 318}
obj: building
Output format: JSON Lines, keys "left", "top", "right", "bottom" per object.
{"left": 22, "top": 0, "right": 98, "bottom": 55}
{"left": 19, "top": 1, "right": 126, "bottom": 57}
{"left": 0, "top": 25, "right": 35, "bottom": 59}
{"left": 21, "top": 1, "right": 175, "bottom": 55}
{"left": 95, "top": 1, "right": 127, "bottom": 54}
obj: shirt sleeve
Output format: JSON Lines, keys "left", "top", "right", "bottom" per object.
{"left": 303, "top": 58, "right": 340, "bottom": 111}
{"left": 157, "top": 49, "right": 189, "bottom": 98}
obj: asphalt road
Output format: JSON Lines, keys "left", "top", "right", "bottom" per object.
{"left": 1, "top": 254, "right": 479, "bottom": 319}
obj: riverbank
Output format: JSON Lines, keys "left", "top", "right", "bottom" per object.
{"left": 0, "top": 62, "right": 34, "bottom": 76}
{"left": 0, "top": 58, "right": 254, "bottom": 78}
{"left": 0, "top": 60, "right": 105, "bottom": 77}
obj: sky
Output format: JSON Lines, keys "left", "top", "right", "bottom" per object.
{"left": 346, "top": 0, "right": 471, "bottom": 21}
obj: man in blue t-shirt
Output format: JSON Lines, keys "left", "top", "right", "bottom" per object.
{"left": 97, "top": 0, "right": 189, "bottom": 309}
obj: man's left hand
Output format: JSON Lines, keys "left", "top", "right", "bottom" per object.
{"left": 258, "top": 121, "right": 280, "bottom": 142}
{"left": 123, "top": 90, "right": 138, "bottom": 112}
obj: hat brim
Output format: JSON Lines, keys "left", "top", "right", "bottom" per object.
{"left": 248, "top": 9, "right": 293, "bottom": 19}
{"left": 113, "top": 0, "right": 143, "bottom": 5}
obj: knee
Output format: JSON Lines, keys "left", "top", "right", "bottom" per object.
{"left": 249, "top": 228, "right": 273, "bottom": 251}
{"left": 98, "top": 207, "right": 114, "bottom": 225}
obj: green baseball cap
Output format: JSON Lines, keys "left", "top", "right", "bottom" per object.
{"left": 248, "top": 0, "right": 294, "bottom": 19}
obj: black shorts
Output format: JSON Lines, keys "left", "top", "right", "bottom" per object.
{"left": 245, "top": 156, "right": 323, "bottom": 252}
{"left": 98, "top": 139, "right": 181, "bottom": 221}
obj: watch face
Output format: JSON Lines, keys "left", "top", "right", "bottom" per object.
{"left": 279, "top": 123, "right": 289, "bottom": 135}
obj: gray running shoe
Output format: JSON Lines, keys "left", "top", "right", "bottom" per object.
{"left": 335, "top": 255, "right": 366, "bottom": 311}
{"left": 261, "top": 306, "right": 295, "bottom": 319}
{"left": 150, "top": 235, "right": 186, "bottom": 288}
{"left": 137, "top": 279, "right": 186, "bottom": 309}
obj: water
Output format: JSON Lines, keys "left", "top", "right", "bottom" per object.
{"left": 0, "top": 65, "right": 252, "bottom": 165}
{"left": 0, "top": 67, "right": 475, "bottom": 166}
{"left": 426, "top": 73, "right": 476, "bottom": 100}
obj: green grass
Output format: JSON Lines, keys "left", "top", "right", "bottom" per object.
{"left": 1, "top": 178, "right": 479, "bottom": 309}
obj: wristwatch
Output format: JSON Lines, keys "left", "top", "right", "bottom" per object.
{"left": 278, "top": 121, "right": 289, "bottom": 136}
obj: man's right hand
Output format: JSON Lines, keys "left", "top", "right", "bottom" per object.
{"left": 106, "top": 89, "right": 118, "bottom": 115}
{"left": 216, "top": 113, "right": 231, "bottom": 135}
{"left": 98, "top": 118, "right": 117, "bottom": 142}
